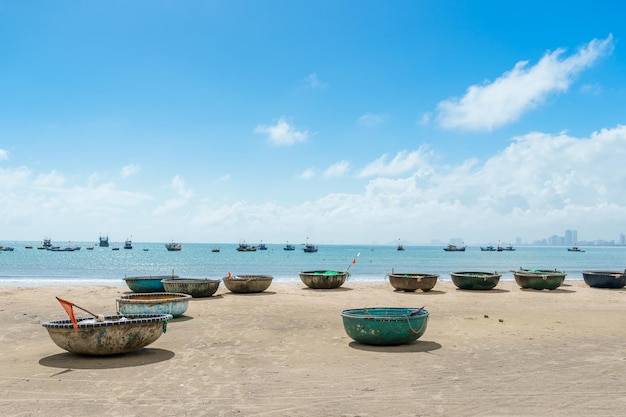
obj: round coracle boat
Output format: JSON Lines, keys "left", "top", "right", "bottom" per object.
{"left": 162, "top": 278, "right": 221, "bottom": 297}
{"left": 42, "top": 313, "right": 172, "bottom": 355}
{"left": 450, "top": 271, "right": 501, "bottom": 290}
{"left": 123, "top": 275, "right": 179, "bottom": 293}
{"left": 387, "top": 272, "right": 438, "bottom": 292}
{"left": 341, "top": 307, "right": 429, "bottom": 346}
{"left": 222, "top": 275, "right": 273, "bottom": 293}
{"left": 582, "top": 270, "right": 626, "bottom": 289}
{"left": 514, "top": 269, "right": 566, "bottom": 290}
{"left": 116, "top": 292, "right": 191, "bottom": 317}
{"left": 299, "top": 270, "right": 348, "bottom": 289}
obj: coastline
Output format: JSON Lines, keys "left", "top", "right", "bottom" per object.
{"left": 1, "top": 281, "right": 625, "bottom": 416}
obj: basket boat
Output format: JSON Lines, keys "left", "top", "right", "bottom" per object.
{"left": 162, "top": 278, "right": 221, "bottom": 297}
{"left": 42, "top": 313, "right": 172, "bottom": 355}
{"left": 341, "top": 307, "right": 429, "bottom": 346}
{"left": 123, "top": 275, "right": 179, "bottom": 293}
{"left": 387, "top": 272, "right": 438, "bottom": 292}
{"left": 514, "top": 269, "right": 566, "bottom": 290}
{"left": 299, "top": 270, "right": 348, "bottom": 289}
{"left": 116, "top": 292, "right": 191, "bottom": 317}
{"left": 582, "top": 270, "right": 626, "bottom": 289}
{"left": 450, "top": 271, "right": 501, "bottom": 290}
{"left": 222, "top": 275, "right": 273, "bottom": 293}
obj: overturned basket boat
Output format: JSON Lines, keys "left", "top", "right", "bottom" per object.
{"left": 299, "top": 270, "right": 349, "bottom": 289}
{"left": 222, "top": 275, "right": 273, "bottom": 293}
{"left": 123, "top": 275, "right": 179, "bottom": 293}
{"left": 514, "top": 269, "right": 566, "bottom": 290}
{"left": 162, "top": 278, "right": 221, "bottom": 297}
{"left": 387, "top": 272, "right": 438, "bottom": 292}
{"left": 582, "top": 270, "right": 626, "bottom": 289}
{"left": 116, "top": 292, "right": 191, "bottom": 317}
{"left": 341, "top": 307, "right": 429, "bottom": 346}
{"left": 450, "top": 271, "right": 501, "bottom": 290}
{"left": 42, "top": 313, "right": 172, "bottom": 356}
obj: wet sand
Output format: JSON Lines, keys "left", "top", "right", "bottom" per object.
{"left": 1, "top": 280, "right": 625, "bottom": 416}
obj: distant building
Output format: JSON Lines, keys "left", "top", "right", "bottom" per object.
{"left": 564, "top": 229, "right": 577, "bottom": 246}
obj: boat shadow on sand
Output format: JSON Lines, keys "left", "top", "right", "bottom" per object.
{"left": 392, "top": 289, "right": 446, "bottom": 295}
{"left": 39, "top": 348, "right": 175, "bottom": 370}
{"left": 348, "top": 340, "right": 441, "bottom": 354}
{"left": 518, "top": 287, "right": 577, "bottom": 294}
{"left": 453, "top": 288, "right": 511, "bottom": 294}
{"left": 301, "top": 286, "right": 354, "bottom": 292}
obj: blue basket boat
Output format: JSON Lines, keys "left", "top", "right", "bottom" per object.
{"left": 582, "top": 270, "right": 626, "bottom": 288}
{"left": 116, "top": 292, "right": 191, "bottom": 318}
{"left": 341, "top": 307, "right": 429, "bottom": 346}
{"left": 123, "top": 275, "right": 179, "bottom": 293}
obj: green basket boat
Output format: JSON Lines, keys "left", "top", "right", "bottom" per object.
{"left": 450, "top": 271, "right": 501, "bottom": 290}
{"left": 514, "top": 269, "right": 566, "bottom": 290}
{"left": 341, "top": 307, "right": 429, "bottom": 346}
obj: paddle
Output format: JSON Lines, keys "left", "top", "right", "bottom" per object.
{"left": 56, "top": 297, "right": 105, "bottom": 332}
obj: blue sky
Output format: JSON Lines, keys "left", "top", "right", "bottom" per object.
{"left": 1, "top": 1, "right": 625, "bottom": 245}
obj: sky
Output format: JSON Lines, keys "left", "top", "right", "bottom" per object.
{"left": 1, "top": 0, "right": 625, "bottom": 245}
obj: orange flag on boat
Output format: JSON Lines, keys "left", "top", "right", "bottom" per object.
{"left": 227, "top": 271, "right": 232, "bottom": 279}
{"left": 56, "top": 297, "right": 78, "bottom": 332}
{"left": 352, "top": 252, "right": 361, "bottom": 264}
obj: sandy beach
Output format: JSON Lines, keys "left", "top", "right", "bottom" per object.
{"left": 1, "top": 280, "right": 625, "bottom": 416}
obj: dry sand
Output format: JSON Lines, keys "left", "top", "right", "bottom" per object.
{"left": 1, "top": 280, "right": 626, "bottom": 417}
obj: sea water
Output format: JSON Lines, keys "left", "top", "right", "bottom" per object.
{"left": 0, "top": 241, "right": 625, "bottom": 287}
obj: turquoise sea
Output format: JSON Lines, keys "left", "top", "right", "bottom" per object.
{"left": 1, "top": 241, "right": 625, "bottom": 287}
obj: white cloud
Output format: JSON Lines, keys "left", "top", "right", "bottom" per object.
{"left": 254, "top": 117, "right": 310, "bottom": 146}
{"left": 3, "top": 125, "right": 626, "bottom": 244}
{"left": 120, "top": 164, "right": 140, "bottom": 178}
{"left": 358, "top": 113, "right": 385, "bottom": 126}
{"left": 303, "top": 73, "right": 327, "bottom": 89}
{"left": 437, "top": 34, "right": 614, "bottom": 131}
{"left": 298, "top": 167, "right": 316, "bottom": 180}
{"left": 0, "top": 149, "right": 8, "bottom": 160}
{"left": 323, "top": 161, "right": 351, "bottom": 178}
{"left": 358, "top": 147, "right": 434, "bottom": 178}
{"left": 153, "top": 175, "right": 194, "bottom": 216}
{"left": 418, "top": 112, "right": 431, "bottom": 126}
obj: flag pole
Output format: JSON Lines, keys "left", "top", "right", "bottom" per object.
{"left": 345, "top": 252, "right": 361, "bottom": 273}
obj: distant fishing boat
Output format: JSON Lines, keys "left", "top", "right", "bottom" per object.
{"left": 443, "top": 244, "right": 466, "bottom": 252}
{"left": 124, "top": 239, "right": 132, "bottom": 249}
{"left": 303, "top": 237, "right": 318, "bottom": 253}
{"left": 503, "top": 245, "right": 516, "bottom": 251}
{"left": 236, "top": 242, "right": 257, "bottom": 252}
{"left": 397, "top": 239, "right": 405, "bottom": 251}
{"left": 211, "top": 247, "right": 220, "bottom": 253}
{"left": 258, "top": 242, "right": 267, "bottom": 250}
{"left": 568, "top": 246, "right": 585, "bottom": 252}
{"left": 303, "top": 243, "right": 318, "bottom": 253}
{"left": 283, "top": 242, "right": 295, "bottom": 251}
{"left": 165, "top": 242, "right": 182, "bottom": 251}
{"left": 99, "top": 235, "right": 109, "bottom": 247}
{"left": 480, "top": 246, "right": 496, "bottom": 251}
